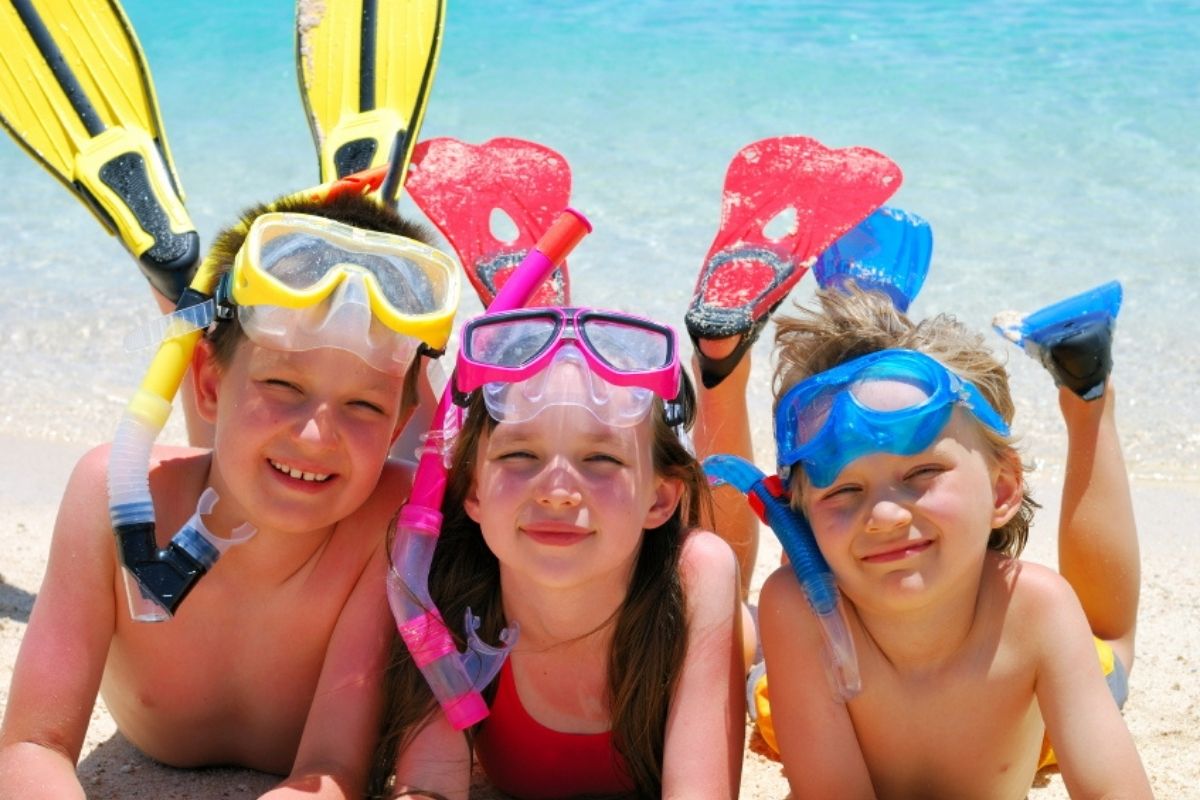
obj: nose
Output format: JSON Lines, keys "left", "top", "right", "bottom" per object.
{"left": 864, "top": 489, "right": 912, "bottom": 534}
{"left": 535, "top": 458, "right": 583, "bottom": 508}
{"left": 296, "top": 402, "right": 338, "bottom": 449}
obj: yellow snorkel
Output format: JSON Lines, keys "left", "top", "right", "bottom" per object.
{"left": 109, "top": 165, "right": 433, "bottom": 621}
{"left": 108, "top": 237, "right": 239, "bottom": 621}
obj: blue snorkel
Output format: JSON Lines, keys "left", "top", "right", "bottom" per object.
{"left": 703, "top": 454, "right": 862, "bottom": 701}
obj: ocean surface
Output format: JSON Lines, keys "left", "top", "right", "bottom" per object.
{"left": 1, "top": 0, "right": 1196, "bottom": 480}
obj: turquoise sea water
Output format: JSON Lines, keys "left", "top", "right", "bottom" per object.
{"left": 1, "top": 0, "right": 1196, "bottom": 478}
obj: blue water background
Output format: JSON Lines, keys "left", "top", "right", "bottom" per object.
{"left": 1, "top": 0, "right": 1196, "bottom": 478}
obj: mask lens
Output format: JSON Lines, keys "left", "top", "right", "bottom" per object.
{"left": 793, "top": 387, "right": 838, "bottom": 447}
{"left": 580, "top": 316, "right": 672, "bottom": 373}
{"left": 258, "top": 230, "right": 442, "bottom": 315}
{"left": 258, "top": 231, "right": 337, "bottom": 290}
{"left": 466, "top": 315, "right": 559, "bottom": 368}
{"left": 848, "top": 373, "right": 938, "bottom": 414}
{"left": 364, "top": 256, "right": 440, "bottom": 314}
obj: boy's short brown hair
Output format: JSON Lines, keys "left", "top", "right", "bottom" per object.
{"left": 772, "top": 284, "right": 1036, "bottom": 557}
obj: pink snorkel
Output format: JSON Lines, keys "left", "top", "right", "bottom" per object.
{"left": 387, "top": 208, "right": 592, "bottom": 729}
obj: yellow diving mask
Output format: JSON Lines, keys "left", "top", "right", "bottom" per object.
{"left": 215, "top": 211, "right": 461, "bottom": 375}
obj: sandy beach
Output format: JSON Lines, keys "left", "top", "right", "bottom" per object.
{"left": 1, "top": 431, "right": 1196, "bottom": 798}
{"left": 0, "top": 0, "right": 1193, "bottom": 792}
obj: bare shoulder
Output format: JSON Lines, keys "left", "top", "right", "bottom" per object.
{"left": 53, "top": 440, "right": 210, "bottom": 583}
{"left": 58, "top": 443, "right": 151, "bottom": 544}
{"left": 679, "top": 529, "right": 739, "bottom": 585}
{"left": 352, "top": 458, "right": 416, "bottom": 520}
{"left": 678, "top": 529, "right": 740, "bottom": 618}
{"left": 758, "top": 564, "right": 824, "bottom": 646}
{"left": 760, "top": 563, "right": 808, "bottom": 614}
{"left": 982, "top": 554, "right": 1087, "bottom": 638}
{"left": 995, "top": 555, "right": 1078, "bottom": 602}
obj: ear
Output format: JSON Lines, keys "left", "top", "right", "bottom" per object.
{"left": 389, "top": 406, "right": 416, "bottom": 447}
{"left": 191, "top": 339, "right": 223, "bottom": 425}
{"left": 990, "top": 450, "right": 1024, "bottom": 528}
{"left": 643, "top": 476, "right": 684, "bottom": 530}
{"left": 463, "top": 477, "right": 483, "bottom": 524}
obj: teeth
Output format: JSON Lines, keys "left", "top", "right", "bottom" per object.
{"left": 271, "top": 460, "right": 330, "bottom": 482}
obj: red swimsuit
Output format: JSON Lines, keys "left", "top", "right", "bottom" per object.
{"left": 475, "top": 660, "right": 635, "bottom": 799}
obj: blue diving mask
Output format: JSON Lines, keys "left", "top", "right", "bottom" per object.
{"left": 774, "top": 348, "right": 1010, "bottom": 488}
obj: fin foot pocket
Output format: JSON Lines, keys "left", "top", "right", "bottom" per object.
{"left": 1035, "top": 318, "right": 1115, "bottom": 401}
{"left": 992, "top": 281, "right": 1122, "bottom": 401}
{"left": 333, "top": 138, "right": 379, "bottom": 177}
{"left": 689, "top": 304, "right": 778, "bottom": 389}
{"left": 94, "top": 150, "right": 199, "bottom": 301}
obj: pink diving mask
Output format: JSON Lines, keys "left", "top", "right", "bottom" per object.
{"left": 453, "top": 306, "right": 682, "bottom": 426}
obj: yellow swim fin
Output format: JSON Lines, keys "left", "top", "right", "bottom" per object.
{"left": 296, "top": 0, "right": 445, "bottom": 206}
{"left": 0, "top": 0, "right": 199, "bottom": 301}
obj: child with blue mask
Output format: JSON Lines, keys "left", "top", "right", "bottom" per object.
{"left": 754, "top": 285, "right": 1150, "bottom": 798}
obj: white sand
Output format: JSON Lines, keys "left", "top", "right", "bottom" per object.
{"left": 1, "top": 435, "right": 1197, "bottom": 797}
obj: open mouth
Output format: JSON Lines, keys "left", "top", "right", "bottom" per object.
{"left": 269, "top": 459, "right": 331, "bottom": 483}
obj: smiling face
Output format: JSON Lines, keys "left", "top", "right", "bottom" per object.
{"left": 194, "top": 338, "right": 406, "bottom": 536}
{"left": 798, "top": 408, "right": 1022, "bottom": 615}
{"left": 462, "top": 383, "right": 682, "bottom": 595}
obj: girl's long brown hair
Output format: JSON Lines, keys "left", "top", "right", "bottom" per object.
{"left": 368, "top": 381, "right": 710, "bottom": 798}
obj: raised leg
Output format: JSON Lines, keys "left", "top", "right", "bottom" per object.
{"left": 1057, "top": 383, "right": 1140, "bottom": 671}
{"left": 693, "top": 337, "right": 760, "bottom": 596}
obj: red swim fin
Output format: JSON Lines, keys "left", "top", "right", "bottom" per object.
{"left": 406, "top": 137, "right": 572, "bottom": 306}
{"left": 686, "top": 136, "right": 902, "bottom": 387}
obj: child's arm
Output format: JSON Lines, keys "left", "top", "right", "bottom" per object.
{"left": 759, "top": 566, "right": 877, "bottom": 799}
{"left": 261, "top": 543, "right": 396, "bottom": 799}
{"left": 389, "top": 713, "right": 471, "bottom": 800}
{"left": 0, "top": 447, "right": 119, "bottom": 799}
{"left": 1030, "top": 570, "right": 1152, "bottom": 798}
{"left": 661, "top": 531, "right": 745, "bottom": 799}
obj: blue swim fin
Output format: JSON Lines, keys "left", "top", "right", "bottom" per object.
{"left": 813, "top": 206, "right": 932, "bottom": 312}
{"left": 992, "top": 280, "right": 1122, "bottom": 401}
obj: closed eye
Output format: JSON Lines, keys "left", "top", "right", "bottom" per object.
{"left": 585, "top": 452, "right": 625, "bottom": 466}
{"left": 349, "top": 399, "right": 387, "bottom": 415}
{"left": 496, "top": 449, "right": 537, "bottom": 462}
{"left": 819, "top": 483, "right": 860, "bottom": 501}
{"left": 905, "top": 464, "right": 945, "bottom": 481}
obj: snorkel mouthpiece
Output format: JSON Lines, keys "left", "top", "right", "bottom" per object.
{"left": 115, "top": 494, "right": 251, "bottom": 620}
{"left": 388, "top": 503, "right": 517, "bottom": 728}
